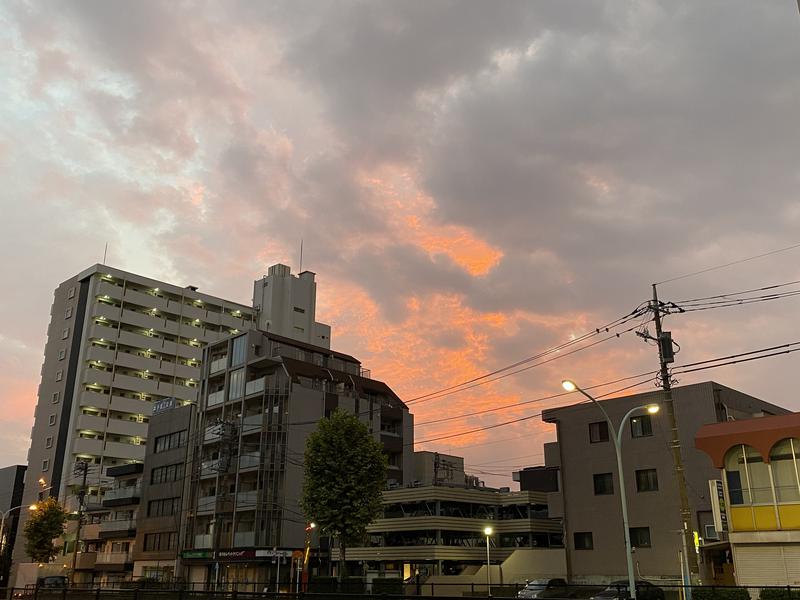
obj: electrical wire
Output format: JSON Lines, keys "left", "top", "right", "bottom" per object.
{"left": 655, "top": 241, "right": 800, "bottom": 285}
{"left": 670, "top": 279, "right": 800, "bottom": 304}
{"left": 406, "top": 305, "right": 650, "bottom": 404}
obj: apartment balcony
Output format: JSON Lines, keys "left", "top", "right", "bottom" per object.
{"left": 197, "top": 495, "right": 217, "bottom": 513}
{"left": 86, "top": 345, "right": 116, "bottom": 364}
{"left": 114, "top": 351, "right": 164, "bottom": 374}
{"left": 75, "top": 551, "right": 97, "bottom": 570}
{"left": 210, "top": 357, "right": 228, "bottom": 373}
{"left": 104, "top": 441, "right": 146, "bottom": 461}
{"left": 92, "top": 301, "right": 122, "bottom": 322}
{"left": 200, "top": 460, "right": 218, "bottom": 478}
{"left": 204, "top": 426, "right": 221, "bottom": 443}
{"left": 219, "top": 312, "right": 246, "bottom": 329}
{"left": 84, "top": 367, "right": 113, "bottom": 387}
{"left": 245, "top": 378, "right": 265, "bottom": 396}
{"left": 194, "top": 534, "right": 212, "bottom": 549}
{"left": 81, "top": 523, "right": 102, "bottom": 541}
{"left": 89, "top": 322, "right": 119, "bottom": 343}
{"left": 113, "top": 372, "right": 159, "bottom": 395}
{"left": 102, "top": 485, "right": 141, "bottom": 506}
{"left": 238, "top": 453, "right": 260, "bottom": 470}
{"left": 77, "top": 413, "right": 108, "bottom": 432}
{"left": 106, "top": 418, "right": 147, "bottom": 438}
{"left": 234, "top": 531, "right": 256, "bottom": 547}
{"left": 97, "top": 280, "right": 123, "bottom": 301}
{"left": 117, "top": 329, "right": 162, "bottom": 352}
{"left": 161, "top": 381, "right": 197, "bottom": 403}
{"left": 122, "top": 287, "right": 169, "bottom": 312}
{"left": 109, "top": 394, "right": 152, "bottom": 416}
{"left": 180, "top": 303, "right": 208, "bottom": 322}
{"left": 95, "top": 552, "right": 133, "bottom": 566}
{"left": 80, "top": 390, "right": 111, "bottom": 410}
{"left": 99, "top": 518, "right": 137, "bottom": 535}
{"left": 236, "top": 490, "right": 258, "bottom": 508}
{"left": 241, "top": 414, "right": 262, "bottom": 433}
{"left": 121, "top": 308, "right": 167, "bottom": 332}
{"left": 207, "top": 390, "right": 225, "bottom": 408}
{"left": 73, "top": 437, "right": 104, "bottom": 456}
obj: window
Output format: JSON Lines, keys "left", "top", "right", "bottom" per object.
{"left": 593, "top": 473, "right": 614, "bottom": 495}
{"left": 725, "top": 444, "right": 772, "bottom": 505}
{"left": 769, "top": 438, "right": 800, "bottom": 502}
{"left": 52, "top": 392, "right": 60, "bottom": 404}
{"left": 631, "top": 415, "right": 653, "bottom": 438}
{"left": 61, "top": 328, "right": 70, "bottom": 340}
{"left": 55, "top": 370, "right": 63, "bottom": 382}
{"left": 294, "top": 326, "right": 304, "bottom": 333}
{"left": 629, "top": 527, "right": 651, "bottom": 548}
{"left": 68, "top": 287, "right": 75, "bottom": 299}
{"left": 144, "top": 532, "right": 177, "bottom": 552}
{"left": 636, "top": 469, "right": 659, "bottom": 492}
{"left": 147, "top": 497, "right": 180, "bottom": 517}
{"left": 42, "top": 459, "right": 49, "bottom": 471}
{"left": 229, "top": 368, "right": 245, "bottom": 400}
{"left": 153, "top": 430, "right": 188, "bottom": 453}
{"left": 293, "top": 306, "right": 306, "bottom": 314}
{"left": 58, "top": 349, "right": 66, "bottom": 361}
{"left": 65, "top": 307, "right": 73, "bottom": 319}
{"left": 45, "top": 436, "right": 53, "bottom": 449}
{"left": 231, "top": 335, "right": 247, "bottom": 366}
{"left": 48, "top": 414, "right": 56, "bottom": 426}
{"left": 150, "top": 463, "right": 184, "bottom": 484}
{"left": 574, "top": 532, "right": 593, "bottom": 550}
{"left": 589, "top": 421, "right": 609, "bottom": 443}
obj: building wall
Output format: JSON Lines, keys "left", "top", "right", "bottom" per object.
{"left": 543, "top": 381, "right": 787, "bottom": 581}
{"left": 0, "top": 465, "right": 26, "bottom": 587}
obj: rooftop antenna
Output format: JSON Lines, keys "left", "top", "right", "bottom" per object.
{"left": 299, "top": 238, "right": 304, "bottom": 273}
{"left": 102, "top": 242, "right": 108, "bottom": 264}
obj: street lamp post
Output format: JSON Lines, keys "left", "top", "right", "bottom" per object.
{"left": 0, "top": 504, "right": 38, "bottom": 582}
{"left": 483, "top": 526, "right": 493, "bottom": 597}
{"left": 562, "top": 380, "right": 659, "bottom": 600}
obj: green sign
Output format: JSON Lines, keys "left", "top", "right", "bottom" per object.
{"left": 181, "top": 550, "right": 212, "bottom": 559}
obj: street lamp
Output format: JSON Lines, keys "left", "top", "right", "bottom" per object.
{"left": 0, "top": 504, "right": 38, "bottom": 563}
{"left": 561, "top": 379, "right": 659, "bottom": 600}
{"left": 483, "top": 526, "right": 493, "bottom": 596}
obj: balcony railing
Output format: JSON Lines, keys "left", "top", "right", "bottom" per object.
{"left": 197, "top": 495, "right": 216, "bottom": 512}
{"left": 194, "top": 534, "right": 212, "bottom": 548}
{"left": 207, "top": 390, "right": 224, "bottom": 407}
{"left": 245, "top": 378, "right": 265, "bottom": 396}
{"left": 102, "top": 484, "right": 141, "bottom": 503}
{"left": 234, "top": 531, "right": 256, "bottom": 547}
{"left": 210, "top": 357, "right": 228, "bottom": 373}
{"left": 96, "top": 552, "right": 132, "bottom": 564}
{"left": 239, "top": 453, "right": 260, "bottom": 469}
{"left": 99, "top": 518, "right": 137, "bottom": 533}
{"left": 236, "top": 490, "right": 258, "bottom": 507}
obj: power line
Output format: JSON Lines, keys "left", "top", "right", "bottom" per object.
{"left": 655, "top": 241, "right": 800, "bottom": 285}
{"left": 406, "top": 306, "right": 649, "bottom": 404}
{"left": 671, "top": 278, "right": 800, "bottom": 304}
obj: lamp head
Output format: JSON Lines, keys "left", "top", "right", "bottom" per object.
{"left": 646, "top": 404, "right": 660, "bottom": 414}
{"left": 561, "top": 380, "right": 577, "bottom": 392}
{"left": 28, "top": 504, "right": 37, "bottom": 511}
{"left": 38, "top": 478, "right": 46, "bottom": 487}
{"left": 484, "top": 526, "right": 493, "bottom": 536}
{"left": 310, "top": 522, "right": 317, "bottom": 529}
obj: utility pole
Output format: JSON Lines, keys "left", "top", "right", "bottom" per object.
{"left": 650, "top": 285, "right": 699, "bottom": 584}
{"left": 69, "top": 461, "right": 89, "bottom": 585}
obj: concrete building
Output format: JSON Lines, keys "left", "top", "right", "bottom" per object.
{"left": 0, "top": 465, "right": 26, "bottom": 588}
{"left": 180, "top": 328, "right": 412, "bottom": 588}
{"left": 412, "top": 452, "right": 467, "bottom": 488}
{"left": 13, "top": 264, "right": 255, "bottom": 585}
{"left": 347, "top": 485, "right": 565, "bottom": 584}
{"left": 252, "top": 264, "right": 331, "bottom": 349}
{"left": 541, "top": 381, "right": 788, "bottom": 584}
{"left": 131, "top": 400, "right": 195, "bottom": 582}
{"left": 695, "top": 412, "right": 800, "bottom": 587}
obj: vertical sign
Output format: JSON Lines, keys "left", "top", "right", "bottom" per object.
{"left": 709, "top": 479, "right": 729, "bottom": 534}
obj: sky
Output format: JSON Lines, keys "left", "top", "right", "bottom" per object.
{"left": 1, "top": 1, "right": 799, "bottom": 487}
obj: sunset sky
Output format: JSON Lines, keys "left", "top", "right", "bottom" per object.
{"left": 2, "top": 1, "right": 800, "bottom": 487}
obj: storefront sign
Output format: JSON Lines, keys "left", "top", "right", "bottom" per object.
{"left": 217, "top": 550, "right": 256, "bottom": 560}
{"left": 181, "top": 550, "right": 212, "bottom": 559}
{"left": 255, "top": 549, "right": 293, "bottom": 558}
{"left": 709, "top": 479, "right": 729, "bottom": 533}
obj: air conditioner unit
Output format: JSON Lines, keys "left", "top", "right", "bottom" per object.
{"left": 704, "top": 524, "right": 719, "bottom": 540}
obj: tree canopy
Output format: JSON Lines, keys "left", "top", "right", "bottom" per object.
{"left": 301, "top": 408, "right": 388, "bottom": 576}
{"left": 23, "top": 497, "right": 67, "bottom": 563}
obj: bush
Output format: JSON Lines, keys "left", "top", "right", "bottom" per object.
{"left": 372, "top": 578, "right": 403, "bottom": 595}
{"left": 341, "top": 576, "right": 366, "bottom": 594}
{"left": 760, "top": 588, "right": 800, "bottom": 600}
{"left": 692, "top": 587, "right": 751, "bottom": 600}
{"left": 309, "top": 576, "right": 338, "bottom": 594}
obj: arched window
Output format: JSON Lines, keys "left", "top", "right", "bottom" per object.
{"left": 769, "top": 438, "right": 800, "bottom": 502}
{"left": 724, "top": 445, "right": 770, "bottom": 505}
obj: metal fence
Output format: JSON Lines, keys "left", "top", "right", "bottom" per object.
{"left": 3, "top": 584, "right": 800, "bottom": 600}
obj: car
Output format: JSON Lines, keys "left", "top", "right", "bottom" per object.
{"left": 518, "top": 578, "right": 571, "bottom": 599}
{"left": 589, "top": 580, "right": 665, "bottom": 600}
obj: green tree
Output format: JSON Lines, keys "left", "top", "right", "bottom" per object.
{"left": 301, "top": 409, "right": 388, "bottom": 579}
{"left": 23, "top": 497, "right": 67, "bottom": 563}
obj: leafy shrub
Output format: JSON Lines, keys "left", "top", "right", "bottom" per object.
{"left": 759, "top": 588, "right": 800, "bottom": 600}
{"left": 372, "top": 578, "right": 403, "bottom": 595}
{"left": 692, "top": 586, "right": 751, "bottom": 600}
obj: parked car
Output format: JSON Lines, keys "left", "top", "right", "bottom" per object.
{"left": 589, "top": 580, "right": 665, "bottom": 600}
{"left": 518, "top": 578, "right": 572, "bottom": 599}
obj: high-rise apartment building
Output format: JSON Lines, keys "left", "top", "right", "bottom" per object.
{"left": 0, "top": 465, "right": 26, "bottom": 587}
{"left": 13, "top": 264, "right": 255, "bottom": 584}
